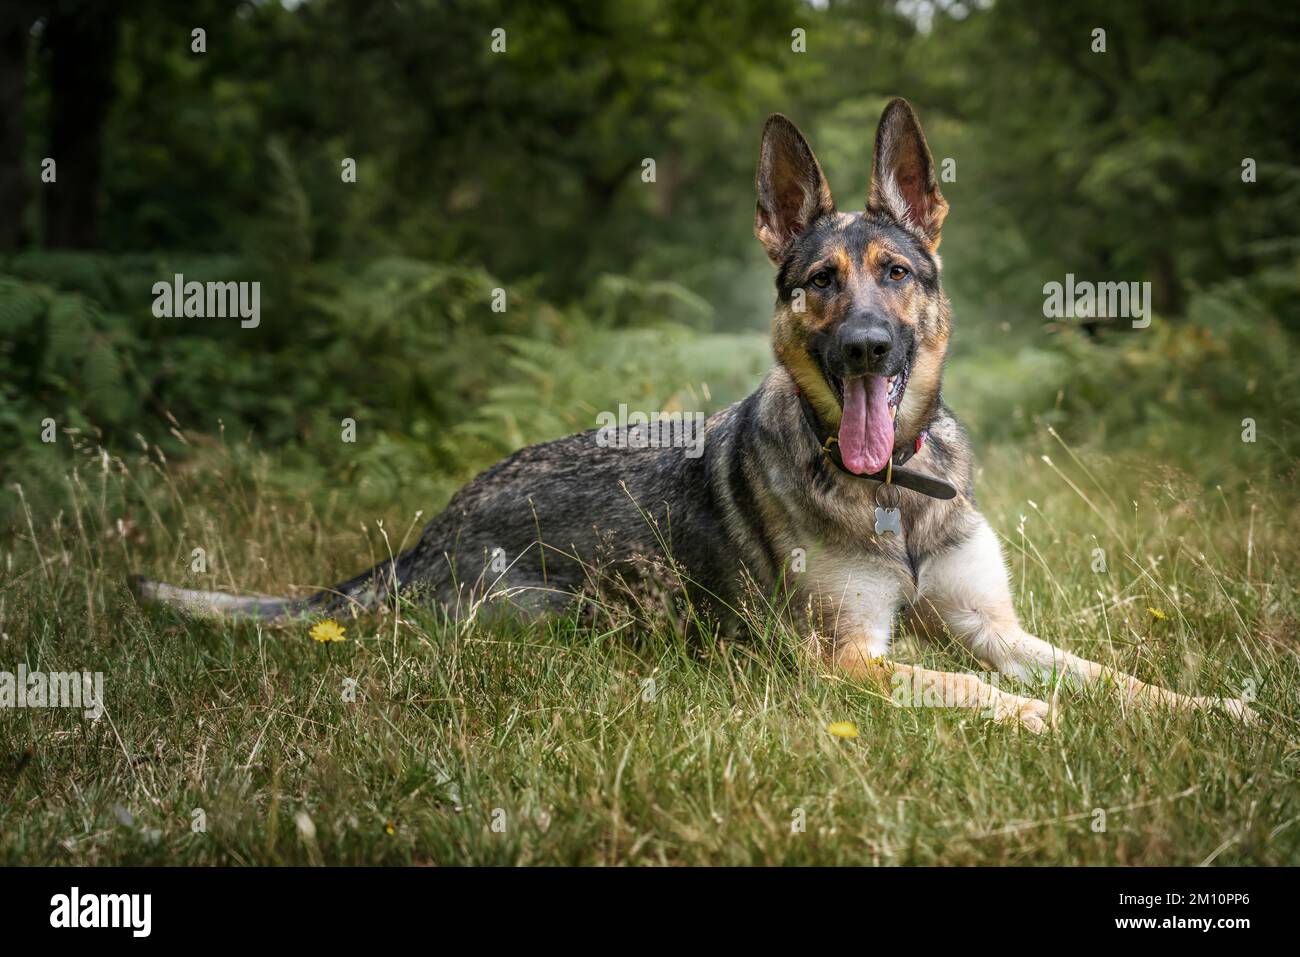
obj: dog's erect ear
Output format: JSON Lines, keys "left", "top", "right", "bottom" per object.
{"left": 867, "top": 98, "right": 948, "bottom": 249}
{"left": 755, "top": 114, "right": 834, "bottom": 264}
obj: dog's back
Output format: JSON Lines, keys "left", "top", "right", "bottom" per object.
{"left": 137, "top": 401, "right": 757, "bottom": 626}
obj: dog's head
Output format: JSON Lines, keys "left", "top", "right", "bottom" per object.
{"left": 756, "top": 98, "right": 950, "bottom": 475}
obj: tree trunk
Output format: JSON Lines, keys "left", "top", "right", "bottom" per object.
{"left": 43, "top": 0, "right": 121, "bottom": 249}
{"left": 0, "top": 5, "right": 36, "bottom": 251}
{"left": 1149, "top": 246, "right": 1185, "bottom": 318}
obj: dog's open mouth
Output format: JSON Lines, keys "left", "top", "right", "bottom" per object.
{"left": 837, "top": 361, "right": 910, "bottom": 475}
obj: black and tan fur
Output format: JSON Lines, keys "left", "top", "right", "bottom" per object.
{"left": 137, "top": 99, "right": 1254, "bottom": 731}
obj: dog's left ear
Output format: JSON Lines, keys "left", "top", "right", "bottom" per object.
{"left": 867, "top": 98, "right": 948, "bottom": 249}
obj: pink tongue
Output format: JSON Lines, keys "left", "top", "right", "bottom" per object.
{"left": 838, "top": 376, "right": 894, "bottom": 475}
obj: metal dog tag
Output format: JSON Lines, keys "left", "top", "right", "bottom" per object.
{"left": 874, "top": 506, "right": 902, "bottom": 535}
{"left": 873, "top": 479, "right": 902, "bottom": 535}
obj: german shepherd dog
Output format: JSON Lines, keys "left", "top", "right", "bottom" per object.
{"left": 137, "top": 99, "right": 1255, "bottom": 731}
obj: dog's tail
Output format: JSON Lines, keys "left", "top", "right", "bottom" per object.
{"left": 130, "top": 551, "right": 413, "bottom": 622}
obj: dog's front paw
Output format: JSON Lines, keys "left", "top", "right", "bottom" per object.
{"left": 1197, "top": 696, "right": 1260, "bottom": 724}
{"left": 994, "top": 693, "right": 1054, "bottom": 734}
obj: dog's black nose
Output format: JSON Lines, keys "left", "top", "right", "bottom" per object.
{"left": 837, "top": 322, "right": 894, "bottom": 376}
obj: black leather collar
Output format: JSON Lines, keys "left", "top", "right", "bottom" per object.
{"left": 796, "top": 391, "right": 957, "bottom": 500}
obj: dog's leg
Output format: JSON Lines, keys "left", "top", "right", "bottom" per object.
{"left": 831, "top": 636, "right": 1053, "bottom": 733}
{"left": 808, "top": 566, "right": 1050, "bottom": 733}
{"left": 916, "top": 518, "right": 1256, "bottom": 721}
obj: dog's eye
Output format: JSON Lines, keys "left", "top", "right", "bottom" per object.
{"left": 810, "top": 271, "right": 833, "bottom": 289}
{"left": 888, "top": 265, "right": 909, "bottom": 282}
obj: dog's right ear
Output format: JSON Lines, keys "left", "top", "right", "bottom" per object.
{"left": 754, "top": 114, "right": 834, "bottom": 264}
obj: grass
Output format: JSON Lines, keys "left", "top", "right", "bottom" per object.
{"left": 2, "top": 336, "right": 1299, "bottom": 866}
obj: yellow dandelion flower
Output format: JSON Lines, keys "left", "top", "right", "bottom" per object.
{"left": 827, "top": 721, "right": 859, "bottom": 739}
{"left": 384, "top": 821, "right": 396, "bottom": 836}
{"left": 309, "top": 619, "right": 347, "bottom": 643}
{"left": 1147, "top": 607, "right": 1167, "bottom": 621}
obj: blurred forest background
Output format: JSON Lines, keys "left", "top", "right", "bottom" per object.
{"left": 2, "top": 0, "right": 1298, "bottom": 525}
